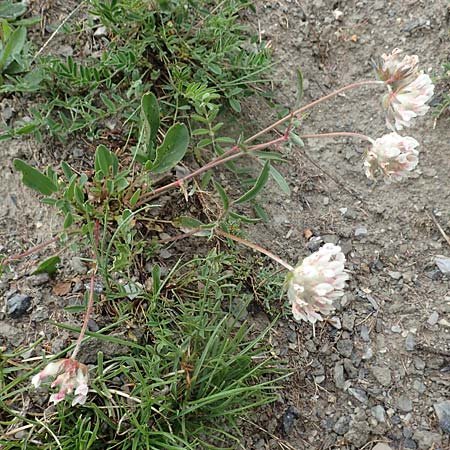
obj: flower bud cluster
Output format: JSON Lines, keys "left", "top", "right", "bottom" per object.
{"left": 32, "top": 358, "right": 89, "bottom": 406}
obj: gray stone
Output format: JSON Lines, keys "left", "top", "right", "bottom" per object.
{"left": 333, "top": 415, "right": 350, "bottom": 435}
{"left": 412, "top": 380, "right": 426, "bottom": 394}
{"left": 7, "top": 294, "right": 31, "bottom": 318}
{"left": 388, "top": 271, "right": 402, "bottom": 280}
{"left": 413, "top": 357, "right": 425, "bottom": 371}
{"left": 360, "top": 324, "right": 370, "bottom": 342}
{"left": 435, "top": 256, "right": 450, "bottom": 275}
{"left": 372, "top": 444, "right": 393, "bottom": 450}
{"left": 70, "top": 256, "right": 87, "bottom": 275}
{"left": 281, "top": 405, "right": 300, "bottom": 436}
{"left": 0, "top": 322, "right": 23, "bottom": 345}
{"left": 334, "top": 363, "right": 345, "bottom": 389}
{"left": 427, "top": 311, "right": 439, "bottom": 326}
{"left": 322, "top": 234, "right": 339, "bottom": 244}
{"left": 336, "top": 339, "right": 353, "bottom": 358}
{"left": 342, "top": 312, "right": 355, "bottom": 331}
{"left": 354, "top": 226, "right": 368, "bottom": 237}
{"left": 307, "top": 236, "right": 323, "bottom": 252}
{"left": 348, "top": 387, "right": 368, "bottom": 403}
{"left": 342, "top": 207, "right": 357, "bottom": 220}
{"left": 344, "top": 420, "right": 370, "bottom": 447}
{"left": 329, "top": 316, "right": 342, "bottom": 329}
{"left": 371, "top": 366, "right": 392, "bottom": 387}
{"left": 371, "top": 405, "right": 386, "bottom": 423}
{"left": 405, "top": 333, "right": 415, "bottom": 351}
{"left": 397, "top": 395, "right": 413, "bottom": 412}
{"left": 404, "top": 438, "right": 417, "bottom": 449}
{"left": 27, "top": 273, "right": 50, "bottom": 286}
{"left": 412, "top": 430, "right": 442, "bottom": 448}
{"left": 343, "top": 359, "right": 358, "bottom": 379}
{"left": 433, "top": 400, "right": 450, "bottom": 434}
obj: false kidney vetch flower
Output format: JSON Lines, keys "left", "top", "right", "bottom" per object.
{"left": 287, "top": 244, "right": 349, "bottom": 324}
{"left": 364, "top": 132, "right": 419, "bottom": 183}
{"left": 31, "top": 358, "right": 89, "bottom": 406}
{"left": 377, "top": 48, "right": 434, "bottom": 130}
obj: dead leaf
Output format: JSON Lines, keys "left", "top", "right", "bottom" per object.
{"left": 303, "top": 228, "right": 313, "bottom": 239}
{"left": 52, "top": 281, "right": 72, "bottom": 296}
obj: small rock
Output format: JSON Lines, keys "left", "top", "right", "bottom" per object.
{"left": 87, "top": 319, "right": 100, "bottom": 332}
{"left": 413, "top": 430, "right": 442, "bottom": 448}
{"left": 94, "top": 25, "right": 107, "bottom": 37}
{"left": 341, "top": 207, "right": 357, "bottom": 220}
{"left": 27, "top": 273, "right": 50, "bottom": 286}
{"left": 344, "top": 420, "right": 370, "bottom": 446}
{"left": 371, "top": 405, "right": 386, "bottom": 423}
{"left": 397, "top": 395, "right": 413, "bottom": 413}
{"left": 0, "top": 322, "right": 24, "bottom": 345}
{"left": 360, "top": 325, "right": 370, "bottom": 342}
{"left": 413, "top": 357, "right": 425, "bottom": 371}
{"left": 433, "top": 400, "right": 450, "bottom": 434}
{"left": 281, "top": 405, "right": 300, "bottom": 436}
{"left": 70, "top": 256, "right": 87, "bottom": 275}
{"left": 405, "top": 333, "right": 415, "bottom": 351}
{"left": 371, "top": 366, "right": 392, "bottom": 387}
{"left": 412, "top": 380, "right": 426, "bottom": 394}
{"left": 336, "top": 339, "right": 353, "bottom": 358}
{"left": 372, "top": 444, "right": 393, "bottom": 450}
{"left": 427, "top": 311, "right": 439, "bottom": 326}
{"left": 57, "top": 44, "right": 74, "bottom": 57}
{"left": 438, "top": 318, "right": 450, "bottom": 327}
{"left": 7, "top": 294, "right": 31, "bottom": 318}
{"left": 329, "top": 316, "right": 342, "bottom": 329}
{"left": 343, "top": 359, "right": 358, "bottom": 379}
{"left": 435, "top": 256, "right": 450, "bottom": 275}
{"left": 388, "top": 271, "right": 402, "bottom": 280}
{"left": 361, "top": 346, "right": 373, "bottom": 360}
{"left": 391, "top": 324, "right": 402, "bottom": 333}
{"left": 354, "top": 226, "right": 368, "bottom": 237}
{"left": 404, "top": 438, "right": 417, "bottom": 449}
{"left": 322, "top": 234, "right": 339, "bottom": 244}
{"left": 334, "top": 363, "right": 345, "bottom": 389}
{"left": 333, "top": 415, "right": 350, "bottom": 435}
{"left": 348, "top": 387, "right": 368, "bottom": 403}
{"left": 342, "top": 312, "right": 355, "bottom": 331}
{"left": 307, "top": 236, "right": 323, "bottom": 252}
{"left": 30, "top": 306, "right": 49, "bottom": 322}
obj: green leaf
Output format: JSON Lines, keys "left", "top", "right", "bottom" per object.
{"left": 229, "top": 98, "right": 241, "bottom": 113}
{"left": 254, "top": 204, "right": 269, "bottom": 221}
{"left": 173, "top": 216, "right": 213, "bottom": 237}
{"left": 269, "top": 164, "right": 290, "bottom": 195}
{"left": 0, "top": 25, "right": 26, "bottom": 73}
{"left": 141, "top": 92, "right": 160, "bottom": 152}
{"left": 63, "top": 211, "right": 73, "bottom": 229}
{"left": 129, "top": 189, "right": 141, "bottom": 207}
{"left": 94, "top": 144, "right": 118, "bottom": 178}
{"left": 146, "top": 123, "right": 189, "bottom": 174}
{"left": 229, "top": 211, "right": 261, "bottom": 223}
{"left": 13, "top": 159, "right": 58, "bottom": 195}
{"left": 61, "top": 161, "right": 73, "bottom": 180}
{"left": 235, "top": 161, "right": 270, "bottom": 204}
{"left": 214, "top": 181, "right": 229, "bottom": 210}
{"left": 289, "top": 132, "right": 304, "bottom": 147}
{"left": 0, "top": 2, "right": 27, "bottom": 20}
{"left": 32, "top": 256, "right": 60, "bottom": 275}
{"left": 294, "top": 68, "right": 303, "bottom": 108}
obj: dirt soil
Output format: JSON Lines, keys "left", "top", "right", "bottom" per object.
{"left": 1, "top": 1, "right": 449, "bottom": 450}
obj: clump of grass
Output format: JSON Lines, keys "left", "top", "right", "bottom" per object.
{"left": 0, "top": 251, "right": 284, "bottom": 449}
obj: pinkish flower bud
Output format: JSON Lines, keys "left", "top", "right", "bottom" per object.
{"left": 31, "top": 358, "right": 89, "bottom": 406}
{"left": 383, "top": 73, "right": 434, "bottom": 130}
{"left": 377, "top": 48, "right": 419, "bottom": 89}
{"left": 364, "top": 132, "right": 419, "bottom": 183}
{"left": 287, "top": 244, "right": 349, "bottom": 324}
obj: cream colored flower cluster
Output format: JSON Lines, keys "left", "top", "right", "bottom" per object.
{"left": 366, "top": 49, "right": 434, "bottom": 183}
{"left": 287, "top": 244, "right": 349, "bottom": 324}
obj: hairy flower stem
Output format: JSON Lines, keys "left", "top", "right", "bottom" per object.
{"left": 299, "top": 131, "right": 374, "bottom": 143}
{"left": 1, "top": 236, "right": 60, "bottom": 267}
{"left": 135, "top": 135, "right": 288, "bottom": 207}
{"left": 215, "top": 230, "right": 294, "bottom": 271}
{"left": 71, "top": 220, "right": 100, "bottom": 360}
{"left": 245, "top": 80, "right": 385, "bottom": 144}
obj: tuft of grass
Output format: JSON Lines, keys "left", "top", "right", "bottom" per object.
{"left": 0, "top": 251, "right": 285, "bottom": 449}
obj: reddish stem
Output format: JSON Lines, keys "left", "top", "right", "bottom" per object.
{"left": 244, "top": 80, "right": 384, "bottom": 144}
{"left": 71, "top": 220, "right": 100, "bottom": 360}
{"left": 1, "top": 237, "right": 60, "bottom": 267}
{"left": 299, "top": 131, "right": 373, "bottom": 143}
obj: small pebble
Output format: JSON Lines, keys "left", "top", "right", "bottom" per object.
{"left": 7, "top": 294, "right": 31, "bottom": 318}
{"left": 405, "top": 333, "right": 415, "bottom": 351}
{"left": 281, "top": 405, "right": 300, "bottom": 436}
{"left": 427, "top": 311, "right": 439, "bottom": 326}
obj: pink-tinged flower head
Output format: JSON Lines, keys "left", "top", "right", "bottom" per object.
{"left": 377, "top": 48, "right": 419, "bottom": 89}
{"left": 364, "top": 132, "right": 419, "bottom": 183}
{"left": 31, "top": 358, "right": 89, "bottom": 406}
{"left": 383, "top": 73, "right": 434, "bottom": 130}
{"left": 287, "top": 244, "right": 349, "bottom": 324}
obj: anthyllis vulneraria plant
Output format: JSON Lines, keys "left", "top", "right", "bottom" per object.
{"left": 3, "top": 49, "right": 434, "bottom": 408}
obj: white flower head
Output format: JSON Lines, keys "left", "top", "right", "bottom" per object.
{"left": 364, "top": 132, "right": 419, "bottom": 183}
{"left": 287, "top": 244, "right": 349, "bottom": 324}
{"left": 31, "top": 358, "right": 89, "bottom": 406}
{"left": 383, "top": 73, "right": 435, "bottom": 130}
